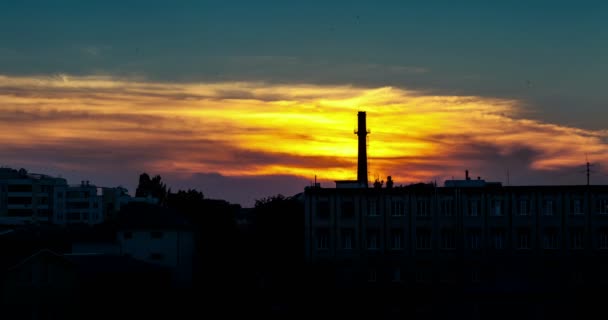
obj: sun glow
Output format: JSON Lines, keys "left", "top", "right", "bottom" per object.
{"left": 1, "top": 74, "right": 608, "bottom": 185}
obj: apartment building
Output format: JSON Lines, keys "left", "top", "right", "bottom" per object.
{"left": 304, "top": 177, "right": 608, "bottom": 288}
{"left": 0, "top": 168, "right": 67, "bottom": 225}
{"left": 53, "top": 181, "right": 103, "bottom": 225}
{"left": 1, "top": 167, "right": 130, "bottom": 226}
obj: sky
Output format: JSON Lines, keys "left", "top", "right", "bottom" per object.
{"left": 1, "top": 1, "right": 607, "bottom": 206}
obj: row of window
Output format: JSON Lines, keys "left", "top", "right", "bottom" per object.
{"left": 317, "top": 199, "right": 608, "bottom": 218}
{"left": 366, "top": 269, "right": 589, "bottom": 284}
{"left": 366, "top": 268, "right": 482, "bottom": 284}
{"left": 316, "top": 229, "right": 608, "bottom": 250}
{"left": 123, "top": 231, "right": 164, "bottom": 239}
{"left": 55, "top": 211, "right": 100, "bottom": 222}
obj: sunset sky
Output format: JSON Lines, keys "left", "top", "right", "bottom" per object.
{"left": 1, "top": 1, "right": 608, "bottom": 206}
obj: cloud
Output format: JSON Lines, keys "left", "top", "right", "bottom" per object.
{"left": 1, "top": 73, "right": 608, "bottom": 206}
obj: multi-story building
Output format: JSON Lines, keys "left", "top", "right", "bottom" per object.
{"left": 1, "top": 167, "right": 134, "bottom": 226}
{"left": 305, "top": 177, "right": 608, "bottom": 281}
{"left": 304, "top": 112, "right": 608, "bottom": 292}
{"left": 0, "top": 168, "right": 67, "bottom": 225}
{"left": 53, "top": 181, "right": 103, "bottom": 225}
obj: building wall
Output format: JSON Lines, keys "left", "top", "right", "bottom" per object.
{"left": 117, "top": 229, "right": 194, "bottom": 286}
{"left": 0, "top": 169, "right": 67, "bottom": 225}
{"left": 305, "top": 185, "right": 608, "bottom": 287}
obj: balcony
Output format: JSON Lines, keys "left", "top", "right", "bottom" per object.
{"left": 7, "top": 192, "right": 33, "bottom": 197}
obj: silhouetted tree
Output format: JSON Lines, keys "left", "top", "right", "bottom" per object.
{"left": 166, "top": 188, "right": 239, "bottom": 292}
{"left": 373, "top": 177, "right": 384, "bottom": 189}
{"left": 253, "top": 194, "right": 305, "bottom": 289}
{"left": 135, "top": 173, "right": 168, "bottom": 206}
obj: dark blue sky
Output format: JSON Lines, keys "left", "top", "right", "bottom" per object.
{"left": 2, "top": 0, "right": 607, "bottom": 130}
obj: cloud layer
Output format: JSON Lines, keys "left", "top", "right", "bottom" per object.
{"left": 1, "top": 74, "right": 607, "bottom": 206}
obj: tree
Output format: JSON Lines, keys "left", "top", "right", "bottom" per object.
{"left": 135, "top": 173, "right": 168, "bottom": 206}
{"left": 253, "top": 194, "right": 305, "bottom": 289}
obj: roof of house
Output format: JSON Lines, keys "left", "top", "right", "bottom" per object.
{"left": 6, "top": 249, "right": 73, "bottom": 272}
{"left": 64, "top": 253, "right": 170, "bottom": 275}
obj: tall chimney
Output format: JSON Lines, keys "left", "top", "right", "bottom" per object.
{"left": 356, "top": 111, "right": 369, "bottom": 188}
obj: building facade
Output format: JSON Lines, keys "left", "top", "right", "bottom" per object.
{"left": 0, "top": 168, "right": 67, "bottom": 225}
{"left": 304, "top": 179, "right": 608, "bottom": 288}
{"left": 1, "top": 167, "right": 137, "bottom": 226}
{"left": 53, "top": 181, "right": 103, "bottom": 225}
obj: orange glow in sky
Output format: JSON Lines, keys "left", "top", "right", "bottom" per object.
{"left": 1, "top": 74, "right": 608, "bottom": 188}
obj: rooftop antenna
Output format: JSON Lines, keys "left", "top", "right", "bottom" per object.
{"left": 580, "top": 153, "right": 598, "bottom": 186}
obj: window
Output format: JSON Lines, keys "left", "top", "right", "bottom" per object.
{"left": 600, "top": 231, "right": 608, "bottom": 250}
{"left": 519, "top": 200, "right": 528, "bottom": 216}
{"left": 391, "top": 230, "right": 402, "bottom": 250}
{"left": 471, "top": 270, "right": 480, "bottom": 283}
{"left": 597, "top": 199, "right": 608, "bottom": 215}
{"left": 441, "top": 199, "right": 453, "bottom": 216}
{"left": 67, "top": 212, "right": 80, "bottom": 220}
{"left": 392, "top": 267, "right": 401, "bottom": 282}
{"left": 368, "top": 269, "right": 377, "bottom": 282}
{"left": 149, "top": 253, "right": 163, "bottom": 261}
{"left": 391, "top": 200, "right": 405, "bottom": 216}
{"left": 416, "top": 229, "right": 431, "bottom": 250}
{"left": 469, "top": 200, "right": 479, "bottom": 216}
{"left": 150, "top": 231, "right": 163, "bottom": 239}
{"left": 316, "top": 229, "right": 329, "bottom": 249}
{"left": 368, "top": 200, "right": 379, "bottom": 216}
{"left": 8, "top": 196, "right": 33, "bottom": 205}
{"left": 367, "top": 230, "right": 379, "bottom": 250}
{"left": 8, "top": 184, "right": 32, "bottom": 192}
{"left": 57, "top": 192, "right": 63, "bottom": 199}
{"left": 342, "top": 229, "right": 354, "bottom": 249}
{"left": 492, "top": 200, "right": 502, "bottom": 216}
{"left": 543, "top": 230, "right": 558, "bottom": 249}
{"left": 415, "top": 271, "right": 425, "bottom": 283}
{"left": 441, "top": 230, "right": 456, "bottom": 250}
{"left": 317, "top": 201, "right": 330, "bottom": 219}
{"left": 571, "top": 229, "right": 584, "bottom": 250}
{"left": 573, "top": 199, "right": 583, "bottom": 215}
{"left": 124, "top": 231, "right": 132, "bottom": 239}
{"left": 543, "top": 199, "right": 553, "bottom": 216}
{"left": 416, "top": 200, "right": 428, "bottom": 217}
{"left": 468, "top": 229, "right": 481, "bottom": 250}
{"left": 492, "top": 229, "right": 505, "bottom": 249}
{"left": 341, "top": 201, "right": 355, "bottom": 218}
{"left": 518, "top": 230, "right": 530, "bottom": 249}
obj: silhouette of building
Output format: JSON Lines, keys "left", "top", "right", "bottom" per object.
{"left": 0, "top": 168, "right": 67, "bottom": 225}
{"left": 1, "top": 167, "right": 158, "bottom": 226}
{"left": 64, "top": 202, "right": 195, "bottom": 288}
{"left": 304, "top": 112, "right": 608, "bottom": 296}
{"left": 114, "top": 202, "right": 194, "bottom": 288}
{"left": 1, "top": 248, "right": 171, "bottom": 319}
{"left": 53, "top": 181, "right": 103, "bottom": 225}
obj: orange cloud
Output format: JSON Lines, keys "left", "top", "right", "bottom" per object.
{"left": 1, "top": 74, "right": 607, "bottom": 187}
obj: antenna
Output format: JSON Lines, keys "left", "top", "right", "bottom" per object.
{"left": 580, "top": 153, "right": 597, "bottom": 186}
{"left": 506, "top": 168, "right": 510, "bottom": 186}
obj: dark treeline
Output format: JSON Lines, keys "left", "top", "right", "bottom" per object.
{"left": 132, "top": 173, "right": 306, "bottom": 316}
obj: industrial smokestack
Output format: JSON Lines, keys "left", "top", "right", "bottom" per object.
{"left": 356, "top": 111, "right": 369, "bottom": 188}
